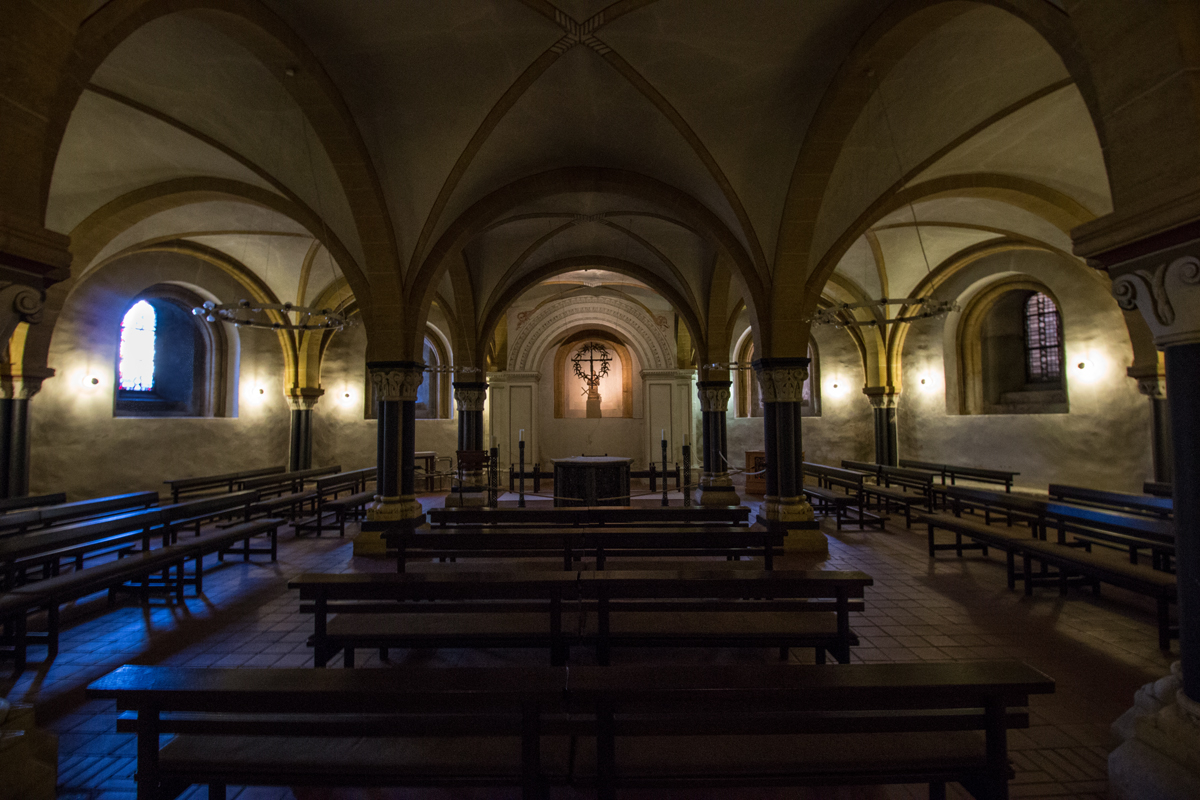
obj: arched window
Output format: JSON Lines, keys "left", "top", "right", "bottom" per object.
{"left": 114, "top": 288, "right": 229, "bottom": 418}
{"left": 119, "top": 300, "right": 157, "bottom": 392}
{"left": 958, "top": 284, "right": 1068, "bottom": 415}
{"left": 735, "top": 341, "right": 819, "bottom": 418}
{"left": 1024, "top": 292, "right": 1063, "bottom": 384}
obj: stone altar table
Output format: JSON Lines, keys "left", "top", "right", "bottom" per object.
{"left": 553, "top": 457, "right": 632, "bottom": 507}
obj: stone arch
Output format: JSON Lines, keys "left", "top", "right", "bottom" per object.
{"left": 771, "top": 0, "right": 1107, "bottom": 358}
{"left": 39, "top": 0, "right": 405, "bottom": 356}
{"left": 410, "top": 167, "right": 766, "bottom": 361}
{"left": 508, "top": 295, "right": 675, "bottom": 376}
{"left": 477, "top": 256, "right": 705, "bottom": 374}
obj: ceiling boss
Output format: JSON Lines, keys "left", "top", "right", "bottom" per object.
{"left": 572, "top": 342, "right": 612, "bottom": 419}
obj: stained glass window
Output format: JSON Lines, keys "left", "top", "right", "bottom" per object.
{"left": 119, "top": 300, "right": 156, "bottom": 391}
{"left": 1024, "top": 292, "right": 1063, "bottom": 383}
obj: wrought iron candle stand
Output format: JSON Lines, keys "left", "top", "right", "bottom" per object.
{"left": 661, "top": 438, "right": 669, "bottom": 507}
{"left": 518, "top": 440, "right": 526, "bottom": 508}
{"left": 488, "top": 446, "right": 499, "bottom": 508}
{"left": 682, "top": 443, "right": 691, "bottom": 508}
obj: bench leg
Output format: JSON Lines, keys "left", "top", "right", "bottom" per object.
{"left": 194, "top": 553, "right": 204, "bottom": 595}
{"left": 209, "top": 785, "right": 226, "bottom": 800}
{"left": 12, "top": 613, "right": 26, "bottom": 674}
{"left": 815, "top": 647, "right": 826, "bottom": 665}
{"left": 927, "top": 523, "right": 936, "bottom": 557}
{"left": 779, "top": 647, "right": 789, "bottom": 662}
{"left": 344, "top": 647, "right": 355, "bottom": 668}
{"left": 929, "top": 783, "right": 947, "bottom": 800}
{"left": 379, "top": 647, "right": 389, "bottom": 661}
{"left": 1006, "top": 551, "right": 1016, "bottom": 591}
{"left": 47, "top": 604, "right": 59, "bottom": 659}
{"left": 1159, "top": 598, "right": 1172, "bottom": 651}
{"left": 1023, "top": 554, "right": 1033, "bottom": 596}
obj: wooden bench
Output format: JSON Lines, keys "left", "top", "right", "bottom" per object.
{"left": 802, "top": 462, "right": 885, "bottom": 530}
{"left": 1145, "top": 481, "right": 1172, "bottom": 498}
{"left": 243, "top": 465, "right": 342, "bottom": 520}
{"left": 293, "top": 468, "right": 377, "bottom": 536}
{"left": 383, "top": 526, "right": 783, "bottom": 572}
{"left": 0, "top": 493, "right": 67, "bottom": 515}
{"left": 0, "top": 491, "right": 160, "bottom": 537}
{"left": 0, "top": 514, "right": 284, "bottom": 672}
{"left": 89, "top": 663, "right": 568, "bottom": 800}
{"left": 1048, "top": 483, "right": 1172, "bottom": 518}
{"left": 424, "top": 505, "right": 750, "bottom": 528}
{"left": 164, "top": 466, "right": 285, "bottom": 503}
{"left": 899, "top": 460, "right": 1020, "bottom": 492}
{"left": 89, "top": 660, "right": 1053, "bottom": 800}
{"left": 860, "top": 466, "right": 934, "bottom": 527}
{"left": 840, "top": 460, "right": 881, "bottom": 482}
{"left": 918, "top": 507, "right": 1178, "bottom": 649}
{"left": 291, "top": 568, "right": 871, "bottom": 667}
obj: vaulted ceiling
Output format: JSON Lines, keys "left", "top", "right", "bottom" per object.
{"left": 49, "top": 0, "right": 1110, "bottom": 364}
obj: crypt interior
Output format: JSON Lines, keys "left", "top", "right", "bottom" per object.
{"left": 3, "top": 0, "right": 1200, "bottom": 798}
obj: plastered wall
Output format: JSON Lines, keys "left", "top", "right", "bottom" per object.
{"left": 30, "top": 251, "right": 291, "bottom": 499}
{"left": 898, "top": 249, "right": 1154, "bottom": 492}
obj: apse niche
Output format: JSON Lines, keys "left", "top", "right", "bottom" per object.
{"left": 554, "top": 332, "right": 633, "bottom": 419}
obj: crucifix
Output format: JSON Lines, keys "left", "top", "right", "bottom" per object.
{"left": 572, "top": 342, "right": 612, "bottom": 419}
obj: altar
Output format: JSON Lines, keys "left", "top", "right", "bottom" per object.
{"left": 552, "top": 457, "right": 632, "bottom": 507}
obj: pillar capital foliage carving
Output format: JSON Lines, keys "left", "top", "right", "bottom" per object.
{"left": 453, "top": 382, "right": 488, "bottom": 412}
{"left": 1106, "top": 241, "right": 1200, "bottom": 348}
{"left": 752, "top": 359, "right": 808, "bottom": 404}
{"left": 286, "top": 387, "right": 324, "bottom": 411}
{"left": 864, "top": 387, "right": 900, "bottom": 409}
{"left": 696, "top": 380, "right": 731, "bottom": 412}
{"left": 368, "top": 361, "right": 425, "bottom": 402}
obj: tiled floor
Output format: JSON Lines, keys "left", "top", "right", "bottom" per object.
{"left": 2, "top": 492, "right": 1174, "bottom": 799}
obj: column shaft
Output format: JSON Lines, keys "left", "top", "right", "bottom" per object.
{"left": 1152, "top": 396, "right": 1174, "bottom": 484}
{"left": 0, "top": 398, "right": 30, "bottom": 498}
{"left": 367, "top": 361, "right": 425, "bottom": 523}
{"left": 696, "top": 380, "right": 737, "bottom": 506}
{"left": 288, "top": 408, "right": 312, "bottom": 472}
{"left": 1167, "top": 344, "right": 1200, "bottom": 700}
{"left": 377, "top": 399, "right": 401, "bottom": 499}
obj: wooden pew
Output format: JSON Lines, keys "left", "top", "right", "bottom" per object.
{"left": 243, "top": 465, "right": 342, "bottom": 520}
{"left": 89, "top": 660, "right": 1053, "bottom": 800}
{"left": 802, "top": 462, "right": 885, "bottom": 530}
{"left": 1048, "top": 484, "right": 1172, "bottom": 518}
{"left": 424, "top": 505, "right": 750, "bottom": 528}
{"left": 0, "top": 493, "right": 66, "bottom": 515}
{"left": 89, "top": 664, "right": 568, "bottom": 800}
{"left": 383, "top": 526, "right": 783, "bottom": 572}
{"left": 0, "top": 510, "right": 284, "bottom": 672}
{"left": 840, "top": 460, "right": 881, "bottom": 482}
{"left": 1145, "top": 481, "right": 1172, "bottom": 498}
{"left": 0, "top": 491, "right": 160, "bottom": 537}
{"left": 293, "top": 468, "right": 377, "bottom": 537}
{"left": 291, "top": 568, "right": 871, "bottom": 667}
{"left": 898, "top": 460, "right": 1020, "bottom": 492}
{"left": 164, "top": 466, "right": 285, "bottom": 503}
{"left": 860, "top": 466, "right": 934, "bottom": 527}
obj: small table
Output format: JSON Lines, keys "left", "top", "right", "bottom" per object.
{"left": 414, "top": 451, "right": 440, "bottom": 492}
{"left": 553, "top": 457, "right": 632, "bottom": 507}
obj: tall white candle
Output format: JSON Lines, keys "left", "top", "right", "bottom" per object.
{"left": 661, "top": 428, "right": 666, "bottom": 442}
{"left": 519, "top": 428, "right": 524, "bottom": 442}
{"left": 684, "top": 433, "right": 690, "bottom": 446}
{"left": 491, "top": 435, "right": 497, "bottom": 449}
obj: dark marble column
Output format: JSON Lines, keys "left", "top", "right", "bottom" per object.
{"left": 1134, "top": 374, "right": 1173, "bottom": 484}
{"left": 285, "top": 390, "right": 322, "bottom": 472}
{"left": 366, "top": 361, "right": 426, "bottom": 523}
{"left": 752, "top": 357, "right": 820, "bottom": 549}
{"left": 448, "top": 381, "right": 488, "bottom": 506}
{"left": 0, "top": 375, "right": 46, "bottom": 498}
{"left": 696, "top": 380, "right": 738, "bottom": 506}
{"left": 865, "top": 387, "right": 900, "bottom": 467}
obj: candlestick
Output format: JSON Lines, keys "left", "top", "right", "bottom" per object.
{"left": 661, "top": 428, "right": 665, "bottom": 442}
{"left": 491, "top": 435, "right": 497, "bottom": 449}
{"left": 683, "top": 433, "right": 689, "bottom": 446}
{"left": 519, "top": 428, "right": 524, "bottom": 442}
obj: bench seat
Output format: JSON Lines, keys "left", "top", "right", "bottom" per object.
{"left": 862, "top": 484, "right": 929, "bottom": 527}
{"left": 158, "top": 733, "right": 576, "bottom": 785}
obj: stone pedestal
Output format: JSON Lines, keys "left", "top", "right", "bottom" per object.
{"left": 585, "top": 391, "right": 601, "bottom": 418}
{"left": 0, "top": 698, "right": 56, "bottom": 800}
{"left": 1110, "top": 662, "right": 1200, "bottom": 799}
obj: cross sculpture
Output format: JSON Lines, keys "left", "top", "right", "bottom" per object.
{"left": 572, "top": 342, "right": 611, "bottom": 418}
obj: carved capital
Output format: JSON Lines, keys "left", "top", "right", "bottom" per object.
{"left": 864, "top": 387, "right": 901, "bottom": 410}
{"left": 752, "top": 358, "right": 809, "bottom": 404}
{"left": 1136, "top": 376, "right": 1168, "bottom": 399}
{"left": 452, "top": 381, "right": 488, "bottom": 412}
{"left": 369, "top": 361, "right": 425, "bottom": 402}
{"left": 286, "top": 387, "right": 324, "bottom": 411}
{"left": 1109, "top": 250, "right": 1200, "bottom": 347}
{"left": 696, "top": 380, "right": 731, "bottom": 412}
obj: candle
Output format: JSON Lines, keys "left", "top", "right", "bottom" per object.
{"left": 491, "top": 435, "right": 497, "bottom": 449}
{"left": 661, "top": 428, "right": 666, "bottom": 442}
{"left": 683, "top": 433, "right": 689, "bottom": 447}
{"left": 519, "top": 428, "right": 524, "bottom": 442}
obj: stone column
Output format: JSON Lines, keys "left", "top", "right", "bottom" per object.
{"left": 864, "top": 387, "right": 900, "bottom": 467}
{"left": 285, "top": 389, "right": 322, "bottom": 472}
{"left": 366, "top": 361, "right": 425, "bottom": 523}
{"left": 1079, "top": 231, "right": 1200, "bottom": 796}
{"left": 1133, "top": 371, "right": 1173, "bottom": 485}
{"left": 0, "top": 374, "right": 45, "bottom": 498}
{"left": 696, "top": 380, "right": 738, "bottom": 507}
{"left": 447, "top": 381, "right": 488, "bottom": 507}
{"left": 753, "top": 357, "right": 823, "bottom": 551}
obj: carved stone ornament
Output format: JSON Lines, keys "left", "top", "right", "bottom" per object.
{"left": 754, "top": 366, "right": 808, "bottom": 404}
{"left": 1112, "top": 255, "right": 1200, "bottom": 346}
{"left": 453, "top": 387, "right": 487, "bottom": 412}
{"left": 696, "top": 383, "right": 731, "bottom": 412}
{"left": 370, "top": 366, "right": 424, "bottom": 402}
{"left": 866, "top": 391, "right": 900, "bottom": 410}
{"left": 1137, "top": 376, "right": 1168, "bottom": 399}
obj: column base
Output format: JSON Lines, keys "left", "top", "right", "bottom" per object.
{"left": 698, "top": 479, "right": 740, "bottom": 507}
{"left": 355, "top": 495, "right": 425, "bottom": 556}
{"left": 0, "top": 699, "right": 57, "bottom": 800}
{"left": 444, "top": 491, "right": 488, "bottom": 508}
{"left": 1110, "top": 662, "right": 1200, "bottom": 799}
{"left": 756, "top": 496, "right": 827, "bottom": 554}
